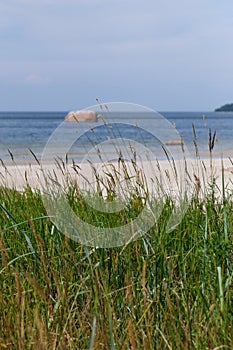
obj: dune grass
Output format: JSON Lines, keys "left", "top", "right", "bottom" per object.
{"left": 0, "top": 154, "right": 232, "bottom": 349}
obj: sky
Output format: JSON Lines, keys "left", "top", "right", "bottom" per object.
{"left": 0, "top": 0, "right": 233, "bottom": 111}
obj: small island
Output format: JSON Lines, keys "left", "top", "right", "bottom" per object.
{"left": 215, "top": 103, "right": 233, "bottom": 112}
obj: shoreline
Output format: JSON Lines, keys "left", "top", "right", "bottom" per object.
{"left": 1, "top": 156, "right": 233, "bottom": 197}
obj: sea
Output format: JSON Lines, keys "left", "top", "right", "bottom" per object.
{"left": 1, "top": 111, "right": 233, "bottom": 163}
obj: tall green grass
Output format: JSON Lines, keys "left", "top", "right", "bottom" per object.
{"left": 0, "top": 150, "right": 232, "bottom": 349}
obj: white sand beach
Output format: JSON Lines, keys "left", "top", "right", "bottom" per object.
{"left": 1, "top": 157, "right": 233, "bottom": 200}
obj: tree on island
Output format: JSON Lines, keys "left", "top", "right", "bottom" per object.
{"left": 215, "top": 103, "right": 233, "bottom": 112}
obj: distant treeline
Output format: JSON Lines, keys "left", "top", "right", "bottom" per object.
{"left": 215, "top": 103, "right": 233, "bottom": 112}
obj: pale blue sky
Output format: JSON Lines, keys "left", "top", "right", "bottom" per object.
{"left": 0, "top": 0, "right": 233, "bottom": 111}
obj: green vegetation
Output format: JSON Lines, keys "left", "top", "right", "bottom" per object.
{"left": 0, "top": 156, "right": 232, "bottom": 349}
{"left": 215, "top": 103, "right": 233, "bottom": 112}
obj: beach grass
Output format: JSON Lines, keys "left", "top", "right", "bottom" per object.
{"left": 0, "top": 154, "right": 233, "bottom": 349}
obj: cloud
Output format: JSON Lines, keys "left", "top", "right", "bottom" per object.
{"left": 25, "top": 74, "right": 50, "bottom": 85}
{"left": 0, "top": 0, "right": 233, "bottom": 110}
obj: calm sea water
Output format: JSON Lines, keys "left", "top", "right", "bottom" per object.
{"left": 0, "top": 111, "right": 233, "bottom": 162}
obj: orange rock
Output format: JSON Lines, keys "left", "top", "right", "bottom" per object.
{"left": 64, "top": 110, "right": 98, "bottom": 122}
{"left": 165, "top": 139, "right": 184, "bottom": 146}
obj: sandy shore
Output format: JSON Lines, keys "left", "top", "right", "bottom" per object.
{"left": 1, "top": 157, "right": 233, "bottom": 199}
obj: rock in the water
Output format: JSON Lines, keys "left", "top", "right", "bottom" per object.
{"left": 65, "top": 110, "right": 98, "bottom": 122}
{"left": 165, "top": 139, "right": 184, "bottom": 146}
